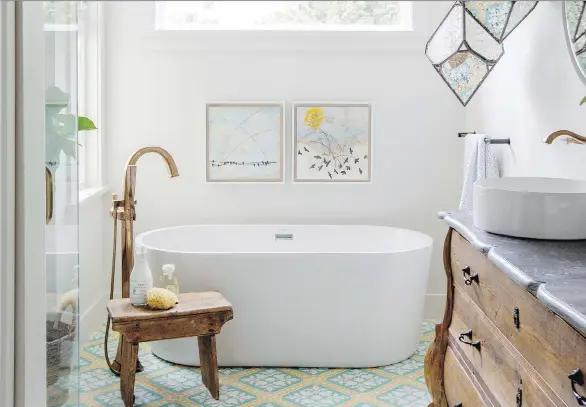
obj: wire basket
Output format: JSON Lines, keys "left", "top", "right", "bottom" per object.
{"left": 46, "top": 302, "right": 77, "bottom": 386}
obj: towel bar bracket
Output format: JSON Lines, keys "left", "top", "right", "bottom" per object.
{"left": 458, "top": 132, "right": 510, "bottom": 145}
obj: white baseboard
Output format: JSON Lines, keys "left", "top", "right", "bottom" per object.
{"left": 424, "top": 294, "right": 446, "bottom": 321}
{"left": 80, "top": 292, "right": 109, "bottom": 344}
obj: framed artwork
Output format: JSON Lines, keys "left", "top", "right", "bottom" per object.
{"left": 206, "top": 103, "right": 284, "bottom": 182}
{"left": 293, "top": 103, "right": 371, "bottom": 182}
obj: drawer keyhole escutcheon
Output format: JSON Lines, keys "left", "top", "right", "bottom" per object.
{"left": 568, "top": 368, "right": 586, "bottom": 405}
{"left": 462, "top": 266, "right": 479, "bottom": 285}
{"left": 458, "top": 330, "right": 481, "bottom": 351}
{"left": 513, "top": 307, "right": 520, "bottom": 329}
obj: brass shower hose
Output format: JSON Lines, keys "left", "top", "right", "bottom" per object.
{"left": 104, "top": 204, "right": 119, "bottom": 376}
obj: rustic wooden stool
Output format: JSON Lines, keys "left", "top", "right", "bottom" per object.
{"left": 107, "top": 291, "right": 233, "bottom": 406}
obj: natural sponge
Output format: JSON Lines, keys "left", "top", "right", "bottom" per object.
{"left": 146, "top": 287, "right": 178, "bottom": 310}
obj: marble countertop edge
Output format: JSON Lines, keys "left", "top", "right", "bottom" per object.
{"left": 439, "top": 210, "right": 586, "bottom": 338}
{"left": 537, "top": 286, "right": 586, "bottom": 337}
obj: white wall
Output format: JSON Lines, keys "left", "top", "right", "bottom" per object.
{"left": 104, "top": 1, "right": 466, "bottom": 317}
{"left": 79, "top": 195, "right": 109, "bottom": 341}
{"left": 466, "top": 2, "right": 586, "bottom": 178}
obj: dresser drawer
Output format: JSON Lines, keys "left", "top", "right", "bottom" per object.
{"left": 445, "top": 346, "right": 488, "bottom": 407}
{"left": 451, "top": 231, "right": 586, "bottom": 407}
{"left": 450, "top": 286, "right": 561, "bottom": 407}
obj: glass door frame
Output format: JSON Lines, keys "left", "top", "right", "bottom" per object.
{"left": 15, "top": 1, "right": 48, "bottom": 406}
{"left": 0, "top": 1, "right": 16, "bottom": 406}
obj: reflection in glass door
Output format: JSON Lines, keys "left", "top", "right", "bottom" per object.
{"left": 44, "top": 1, "right": 81, "bottom": 406}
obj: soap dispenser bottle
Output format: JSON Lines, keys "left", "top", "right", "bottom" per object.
{"left": 130, "top": 245, "right": 153, "bottom": 306}
{"left": 161, "top": 264, "right": 179, "bottom": 295}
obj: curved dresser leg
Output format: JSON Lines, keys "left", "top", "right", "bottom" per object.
{"left": 424, "top": 229, "right": 454, "bottom": 407}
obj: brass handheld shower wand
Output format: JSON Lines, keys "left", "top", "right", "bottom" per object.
{"left": 105, "top": 147, "right": 179, "bottom": 376}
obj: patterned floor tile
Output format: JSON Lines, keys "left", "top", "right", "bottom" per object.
{"left": 420, "top": 320, "right": 437, "bottom": 335}
{"left": 79, "top": 368, "right": 120, "bottom": 392}
{"left": 79, "top": 356, "right": 93, "bottom": 368}
{"left": 51, "top": 398, "right": 87, "bottom": 407}
{"left": 414, "top": 340, "right": 431, "bottom": 357}
{"left": 377, "top": 385, "right": 431, "bottom": 407}
{"left": 327, "top": 370, "right": 390, "bottom": 393}
{"left": 379, "top": 358, "right": 423, "bottom": 376}
{"left": 284, "top": 385, "right": 351, "bottom": 407}
{"left": 84, "top": 343, "right": 116, "bottom": 360}
{"left": 219, "top": 368, "right": 246, "bottom": 376}
{"left": 140, "top": 352, "right": 174, "bottom": 373}
{"left": 77, "top": 321, "right": 435, "bottom": 407}
{"left": 149, "top": 369, "right": 203, "bottom": 393}
{"left": 295, "top": 368, "right": 330, "bottom": 376}
{"left": 415, "top": 374, "right": 426, "bottom": 385}
{"left": 88, "top": 329, "right": 108, "bottom": 341}
{"left": 188, "top": 384, "right": 256, "bottom": 406}
{"left": 239, "top": 368, "right": 303, "bottom": 392}
{"left": 94, "top": 385, "right": 164, "bottom": 407}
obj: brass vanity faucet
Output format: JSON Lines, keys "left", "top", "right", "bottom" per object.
{"left": 544, "top": 130, "right": 586, "bottom": 144}
{"left": 108, "top": 146, "right": 179, "bottom": 374}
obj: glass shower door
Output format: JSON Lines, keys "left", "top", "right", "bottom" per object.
{"left": 44, "top": 1, "right": 81, "bottom": 406}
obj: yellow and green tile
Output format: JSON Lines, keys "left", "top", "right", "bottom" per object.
{"left": 75, "top": 321, "right": 437, "bottom": 407}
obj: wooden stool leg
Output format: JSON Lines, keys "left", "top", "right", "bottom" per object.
{"left": 198, "top": 335, "right": 219, "bottom": 400}
{"left": 120, "top": 340, "right": 139, "bottom": 407}
{"left": 114, "top": 335, "right": 143, "bottom": 375}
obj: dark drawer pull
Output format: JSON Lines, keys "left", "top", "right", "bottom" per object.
{"left": 458, "top": 330, "right": 481, "bottom": 351}
{"left": 454, "top": 404, "right": 463, "bottom": 407}
{"left": 513, "top": 307, "right": 520, "bottom": 329}
{"left": 517, "top": 388, "right": 523, "bottom": 407}
{"left": 465, "top": 273, "right": 479, "bottom": 285}
{"left": 462, "top": 266, "right": 479, "bottom": 285}
{"left": 569, "top": 369, "right": 586, "bottom": 405}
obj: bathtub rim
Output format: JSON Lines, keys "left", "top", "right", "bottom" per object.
{"left": 135, "top": 224, "right": 434, "bottom": 255}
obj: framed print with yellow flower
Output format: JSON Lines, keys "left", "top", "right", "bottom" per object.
{"left": 293, "top": 103, "right": 371, "bottom": 182}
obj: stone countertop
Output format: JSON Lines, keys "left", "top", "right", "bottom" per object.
{"left": 440, "top": 210, "right": 586, "bottom": 337}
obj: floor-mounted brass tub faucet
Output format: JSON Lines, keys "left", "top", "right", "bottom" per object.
{"left": 105, "top": 146, "right": 179, "bottom": 375}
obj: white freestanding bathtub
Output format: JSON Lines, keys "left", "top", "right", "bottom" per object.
{"left": 136, "top": 225, "right": 433, "bottom": 368}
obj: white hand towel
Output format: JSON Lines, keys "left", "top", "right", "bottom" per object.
{"left": 459, "top": 134, "right": 500, "bottom": 211}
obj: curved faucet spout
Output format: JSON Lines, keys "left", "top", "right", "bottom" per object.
{"left": 544, "top": 130, "right": 586, "bottom": 145}
{"left": 123, "top": 146, "right": 179, "bottom": 213}
{"left": 125, "top": 146, "right": 179, "bottom": 177}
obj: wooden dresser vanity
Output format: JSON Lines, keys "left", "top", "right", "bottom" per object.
{"left": 425, "top": 212, "right": 586, "bottom": 407}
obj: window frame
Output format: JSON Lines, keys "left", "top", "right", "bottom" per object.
{"left": 77, "top": 1, "right": 106, "bottom": 198}
{"left": 154, "top": 1, "right": 413, "bottom": 33}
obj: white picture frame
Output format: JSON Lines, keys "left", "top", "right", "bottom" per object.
{"left": 293, "top": 102, "right": 372, "bottom": 183}
{"left": 206, "top": 102, "right": 285, "bottom": 183}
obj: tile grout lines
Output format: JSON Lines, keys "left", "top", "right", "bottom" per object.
{"left": 51, "top": 321, "right": 437, "bottom": 407}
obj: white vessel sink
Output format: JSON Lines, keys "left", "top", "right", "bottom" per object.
{"left": 474, "top": 177, "right": 586, "bottom": 240}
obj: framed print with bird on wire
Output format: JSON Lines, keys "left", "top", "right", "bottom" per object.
{"left": 293, "top": 103, "right": 371, "bottom": 182}
{"left": 206, "top": 102, "right": 284, "bottom": 182}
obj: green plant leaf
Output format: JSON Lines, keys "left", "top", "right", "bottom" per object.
{"left": 78, "top": 116, "right": 97, "bottom": 131}
{"left": 580, "top": 96, "right": 586, "bottom": 105}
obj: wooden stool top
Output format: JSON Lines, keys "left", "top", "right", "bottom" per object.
{"left": 107, "top": 291, "right": 232, "bottom": 323}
